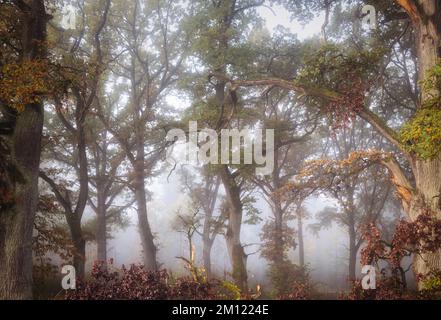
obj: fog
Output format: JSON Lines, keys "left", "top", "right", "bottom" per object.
{"left": 4, "top": 0, "right": 429, "bottom": 301}
{"left": 85, "top": 169, "right": 353, "bottom": 293}
{"left": 77, "top": 6, "right": 396, "bottom": 293}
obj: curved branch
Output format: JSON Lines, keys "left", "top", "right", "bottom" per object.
{"left": 358, "top": 107, "right": 406, "bottom": 154}
{"left": 381, "top": 156, "right": 414, "bottom": 211}
{"left": 209, "top": 73, "right": 343, "bottom": 102}
{"left": 39, "top": 171, "right": 73, "bottom": 216}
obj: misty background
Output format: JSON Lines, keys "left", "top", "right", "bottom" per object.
{"left": 73, "top": 6, "right": 365, "bottom": 293}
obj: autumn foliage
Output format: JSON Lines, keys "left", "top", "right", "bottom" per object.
{"left": 342, "top": 211, "right": 441, "bottom": 300}
{"left": 64, "top": 262, "right": 244, "bottom": 300}
{"left": 361, "top": 212, "right": 441, "bottom": 270}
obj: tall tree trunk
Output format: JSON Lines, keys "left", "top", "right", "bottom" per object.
{"left": 297, "top": 214, "right": 305, "bottom": 268}
{"left": 397, "top": 0, "right": 441, "bottom": 283}
{"left": 92, "top": 129, "right": 112, "bottom": 267}
{"left": 273, "top": 203, "right": 284, "bottom": 267}
{"left": 201, "top": 175, "right": 220, "bottom": 278}
{"left": 409, "top": 155, "right": 441, "bottom": 281}
{"left": 187, "top": 232, "right": 195, "bottom": 263}
{"left": 220, "top": 166, "right": 248, "bottom": 291}
{"left": 202, "top": 238, "right": 214, "bottom": 278}
{"left": 67, "top": 215, "right": 86, "bottom": 279}
{"left": 64, "top": 89, "right": 90, "bottom": 279}
{"left": 0, "top": 0, "right": 47, "bottom": 299}
{"left": 0, "top": 107, "right": 44, "bottom": 299}
{"left": 96, "top": 186, "right": 107, "bottom": 264}
{"left": 270, "top": 154, "right": 286, "bottom": 268}
{"left": 129, "top": 48, "right": 158, "bottom": 270}
{"left": 134, "top": 159, "right": 157, "bottom": 270}
{"left": 348, "top": 217, "right": 357, "bottom": 281}
{"left": 410, "top": 0, "right": 441, "bottom": 278}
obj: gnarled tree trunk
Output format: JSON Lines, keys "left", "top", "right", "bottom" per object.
{"left": 409, "top": 155, "right": 441, "bottom": 280}
{"left": 0, "top": 106, "right": 44, "bottom": 299}
{"left": 396, "top": 0, "right": 441, "bottom": 283}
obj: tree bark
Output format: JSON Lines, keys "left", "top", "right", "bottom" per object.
{"left": 70, "top": 90, "right": 89, "bottom": 279}
{"left": 96, "top": 186, "right": 107, "bottom": 264}
{"left": 0, "top": 106, "right": 44, "bottom": 299}
{"left": 396, "top": 0, "right": 441, "bottom": 284}
{"left": 0, "top": 0, "right": 47, "bottom": 299}
{"left": 220, "top": 166, "right": 248, "bottom": 291}
{"left": 297, "top": 213, "right": 305, "bottom": 268}
{"left": 348, "top": 216, "right": 357, "bottom": 281}
{"left": 66, "top": 215, "right": 86, "bottom": 279}
{"left": 410, "top": 1, "right": 441, "bottom": 279}
{"left": 273, "top": 203, "right": 285, "bottom": 267}
{"left": 409, "top": 155, "right": 441, "bottom": 281}
{"left": 202, "top": 239, "right": 214, "bottom": 278}
{"left": 201, "top": 175, "right": 221, "bottom": 278}
{"left": 134, "top": 159, "right": 158, "bottom": 270}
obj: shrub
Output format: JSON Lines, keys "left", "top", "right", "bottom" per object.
{"left": 65, "top": 263, "right": 171, "bottom": 300}
{"left": 65, "top": 261, "right": 243, "bottom": 300}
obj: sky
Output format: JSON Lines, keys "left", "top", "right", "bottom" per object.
{"left": 256, "top": 4, "right": 325, "bottom": 40}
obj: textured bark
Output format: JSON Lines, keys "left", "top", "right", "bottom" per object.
{"left": 410, "top": 1, "right": 441, "bottom": 278}
{"left": 220, "top": 166, "right": 248, "bottom": 291}
{"left": 395, "top": 0, "right": 441, "bottom": 283}
{"left": 0, "top": 106, "right": 44, "bottom": 299}
{"left": 409, "top": 155, "right": 441, "bottom": 282}
{"left": 0, "top": 0, "right": 47, "bottom": 299}
{"left": 367, "top": 2, "right": 441, "bottom": 281}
